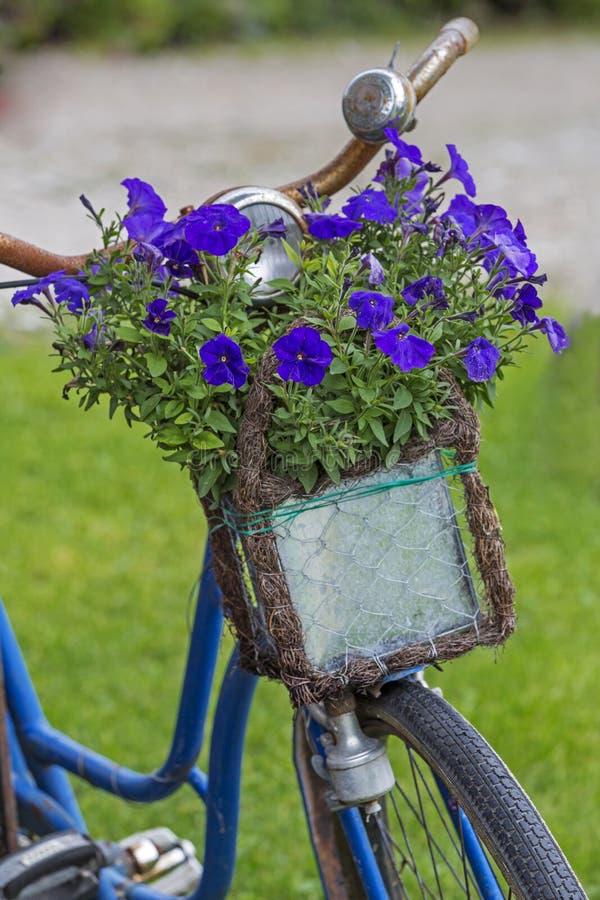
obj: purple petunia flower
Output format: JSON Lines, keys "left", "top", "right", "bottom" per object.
{"left": 349, "top": 290, "right": 394, "bottom": 331}
{"left": 82, "top": 322, "right": 99, "bottom": 350}
{"left": 342, "top": 189, "right": 397, "bottom": 225}
{"left": 510, "top": 284, "right": 542, "bottom": 325}
{"left": 444, "top": 196, "right": 538, "bottom": 278}
{"left": 443, "top": 196, "right": 511, "bottom": 243}
{"left": 82, "top": 310, "right": 107, "bottom": 352}
{"left": 257, "top": 217, "right": 287, "bottom": 240}
{"left": 143, "top": 298, "right": 176, "bottom": 336}
{"left": 444, "top": 144, "right": 477, "bottom": 198}
{"left": 463, "top": 337, "right": 501, "bottom": 382}
{"left": 124, "top": 212, "right": 171, "bottom": 246}
{"left": 200, "top": 334, "right": 249, "bottom": 388}
{"left": 159, "top": 218, "right": 198, "bottom": 277}
{"left": 122, "top": 178, "right": 167, "bottom": 220}
{"left": 121, "top": 179, "right": 171, "bottom": 248}
{"left": 374, "top": 324, "right": 436, "bottom": 372}
{"left": 273, "top": 326, "right": 333, "bottom": 386}
{"left": 185, "top": 204, "right": 251, "bottom": 256}
{"left": 54, "top": 277, "right": 90, "bottom": 314}
{"left": 360, "top": 251, "right": 385, "bottom": 286}
{"left": 304, "top": 212, "right": 363, "bottom": 240}
{"left": 10, "top": 271, "right": 66, "bottom": 307}
{"left": 537, "top": 317, "right": 569, "bottom": 353}
{"left": 401, "top": 276, "right": 447, "bottom": 309}
{"left": 382, "top": 129, "right": 424, "bottom": 166}
{"left": 489, "top": 228, "right": 538, "bottom": 279}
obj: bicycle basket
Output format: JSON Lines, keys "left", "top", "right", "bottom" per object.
{"left": 204, "top": 354, "right": 515, "bottom": 707}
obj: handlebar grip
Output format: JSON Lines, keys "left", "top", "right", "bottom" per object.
{"left": 406, "top": 17, "right": 479, "bottom": 103}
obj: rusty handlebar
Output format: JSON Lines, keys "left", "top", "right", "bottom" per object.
{"left": 0, "top": 17, "right": 479, "bottom": 279}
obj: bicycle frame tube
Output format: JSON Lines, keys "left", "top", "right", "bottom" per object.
{"left": 1, "top": 546, "right": 223, "bottom": 804}
{"left": 73, "top": 649, "right": 257, "bottom": 900}
{"left": 1, "top": 545, "right": 262, "bottom": 899}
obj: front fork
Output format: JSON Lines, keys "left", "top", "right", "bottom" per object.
{"left": 294, "top": 678, "right": 504, "bottom": 900}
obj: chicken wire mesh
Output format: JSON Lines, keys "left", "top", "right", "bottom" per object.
{"left": 219, "top": 450, "right": 485, "bottom": 677}
{"left": 270, "top": 451, "right": 481, "bottom": 673}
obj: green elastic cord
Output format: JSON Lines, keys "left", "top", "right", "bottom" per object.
{"left": 225, "top": 458, "right": 477, "bottom": 537}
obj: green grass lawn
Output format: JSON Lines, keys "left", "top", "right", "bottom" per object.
{"left": 0, "top": 314, "right": 598, "bottom": 898}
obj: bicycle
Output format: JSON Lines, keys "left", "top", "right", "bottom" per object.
{"left": 0, "top": 17, "right": 589, "bottom": 899}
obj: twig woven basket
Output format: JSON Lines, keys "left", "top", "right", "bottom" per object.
{"left": 202, "top": 349, "right": 515, "bottom": 707}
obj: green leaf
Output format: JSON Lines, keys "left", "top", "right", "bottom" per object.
{"left": 321, "top": 457, "right": 341, "bottom": 484}
{"left": 185, "top": 384, "right": 207, "bottom": 400}
{"left": 175, "top": 411, "right": 195, "bottom": 425}
{"left": 329, "top": 357, "right": 348, "bottom": 375}
{"left": 297, "top": 464, "right": 318, "bottom": 494}
{"left": 194, "top": 464, "right": 221, "bottom": 499}
{"left": 191, "top": 431, "right": 225, "bottom": 450}
{"left": 322, "top": 374, "right": 347, "bottom": 390}
{"left": 145, "top": 353, "right": 168, "bottom": 377}
{"left": 385, "top": 447, "right": 401, "bottom": 469}
{"left": 281, "top": 239, "right": 302, "bottom": 268}
{"left": 358, "top": 387, "right": 376, "bottom": 405}
{"left": 164, "top": 399, "right": 185, "bottom": 419}
{"left": 393, "top": 410, "right": 413, "bottom": 443}
{"left": 140, "top": 394, "right": 162, "bottom": 418}
{"left": 429, "top": 320, "right": 444, "bottom": 343}
{"left": 158, "top": 425, "right": 186, "bottom": 446}
{"left": 368, "top": 417, "right": 389, "bottom": 446}
{"left": 392, "top": 385, "right": 413, "bottom": 410}
{"left": 265, "top": 278, "right": 296, "bottom": 293}
{"left": 201, "top": 318, "right": 222, "bottom": 332}
{"left": 338, "top": 315, "right": 356, "bottom": 332}
{"left": 116, "top": 325, "right": 143, "bottom": 343}
{"left": 325, "top": 397, "right": 354, "bottom": 415}
{"left": 205, "top": 408, "right": 238, "bottom": 433}
{"left": 162, "top": 448, "right": 190, "bottom": 464}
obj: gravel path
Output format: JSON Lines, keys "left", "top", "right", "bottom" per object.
{"left": 1, "top": 34, "right": 598, "bottom": 325}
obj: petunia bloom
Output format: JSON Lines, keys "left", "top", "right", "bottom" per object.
{"left": 401, "top": 276, "right": 447, "bottom": 309}
{"left": 54, "top": 278, "right": 90, "bottom": 315}
{"left": 463, "top": 337, "right": 500, "bottom": 382}
{"left": 349, "top": 290, "right": 394, "bottom": 331}
{"left": 142, "top": 298, "right": 176, "bottom": 336}
{"left": 510, "top": 284, "right": 542, "bottom": 325}
{"left": 374, "top": 324, "right": 436, "bottom": 372}
{"left": 360, "top": 251, "right": 385, "bottom": 286}
{"left": 343, "top": 189, "right": 397, "bottom": 225}
{"left": 11, "top": 271, "right": 66, "bottom": 307}
{"left": 443, "top": 144, "right": 477, "bottom": 198}
{"left": 257, "top": 217, "right": 287, "bottom": 240}
{"left": 305, "top": 212, "right": 362, "bottom": 240}
{"left": 443, "top": 195, "right": 510, "bottom": 242}
{"left": 273, "top": 326, "right": 333, "bottom": 386}
{"left": 82, "top": 310, "right": 107, "bottom": 351}
{"left": 200, "top": 334, "right": 249, "bottom": 388}
{"left": 185, "top": 204, "right": 251, "bottom": 256}
{"left": 537, "top": 317, "right": 569, "bottom": 353}
{"left": 382, "top": 129, "right": 424, "bottom": 166}
{"left": 121, "top": 178, "right": 167, "bottom": 220}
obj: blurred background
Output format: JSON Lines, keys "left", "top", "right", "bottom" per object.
{"left": 0, "top": 2, "right": 599, "bottom": 898}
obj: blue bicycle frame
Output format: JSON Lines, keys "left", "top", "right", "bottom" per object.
{"left": 0, "top": 542, "right": 505, "bottom": 899}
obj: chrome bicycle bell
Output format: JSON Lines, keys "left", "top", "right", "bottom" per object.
{"left": 342, "top": 61, "right": 416, "bottom": 144}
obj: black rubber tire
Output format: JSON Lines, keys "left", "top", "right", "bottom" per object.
{"left": 347, "top": 680, "right": 587, "bottom": 899}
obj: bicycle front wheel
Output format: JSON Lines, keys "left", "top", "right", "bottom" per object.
{"left": 298, "top": 680, "right": 587, "bottom": 899}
